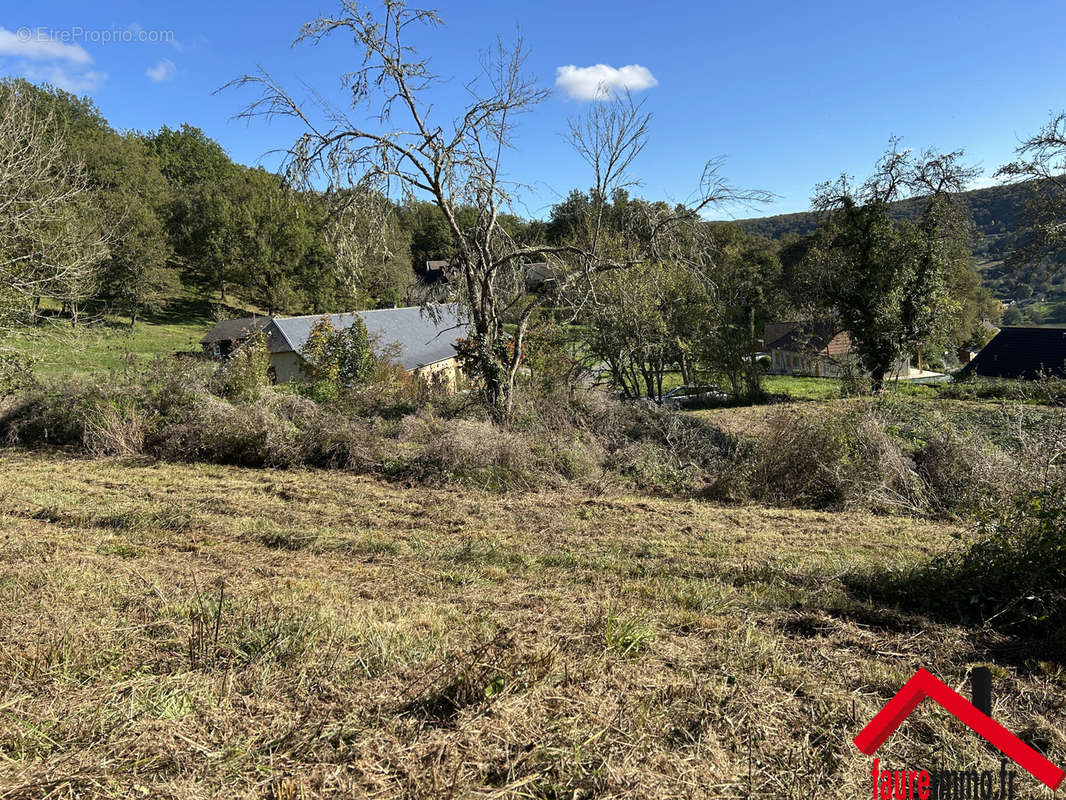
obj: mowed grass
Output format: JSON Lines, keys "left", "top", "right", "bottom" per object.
{"left": 1, "top": 451, "right": 1063, "bottom": 798}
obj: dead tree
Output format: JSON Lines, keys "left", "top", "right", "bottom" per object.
{"left": 226, "top": 0, "right": 768, "bottom": 418}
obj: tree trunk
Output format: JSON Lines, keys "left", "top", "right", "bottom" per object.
{"left": 870, "top": 368, "right": 885, "bottom": 393}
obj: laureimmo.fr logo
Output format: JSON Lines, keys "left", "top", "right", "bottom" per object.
{"left": 854, "top": 668, "right": 1064, "bottom": 799}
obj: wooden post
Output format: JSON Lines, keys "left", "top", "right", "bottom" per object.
{"left": 972, "top": 666, "right": 992, "bottom": 716}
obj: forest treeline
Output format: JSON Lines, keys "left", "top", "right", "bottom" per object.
{"left": 3, "top": 78, "right": 444, "bottom": 323}
{"left": 2, "top": 78, "right": 1006, "bottom": 334}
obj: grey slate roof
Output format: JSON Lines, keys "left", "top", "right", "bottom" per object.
{"left": 265, "top": 304, "right": 464, "bottom": 371}
{"left": 201, "top": 316, "right": 271, "bottom": 344}
{"left": 958, "top": 326, "right": 1066, "bottom": 379}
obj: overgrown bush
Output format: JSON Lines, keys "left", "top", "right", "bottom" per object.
{"left": 209, "top": 331, "right": 271, "bottom": 401}
{"left": 603, "top": 400, "right": 740, "bottom": 495}
{"left": 147, "top": 393, "right": 303, "bottom": 467}
{"left": 712, "top": 404, "right": 926, "bottom": 511}
{"left": 398, "top": 410, "right": 540, "bottom": 490}
{"left": 936, "top": 375, "right": 1066, "bottom": 405}
{"left": 2, "top": 352, "right": 1061, "bottom": 508}
{"left": 82, "top": 399, "right": 150, "bottom": 456}
{"left": 847, "top": 488, "right": 1066, "bottom": 640}
{"left": 299, "top": 316, "right": 376, "bottom": 402}
{"left": 912, "top": 428, "right": 1013, "bottom": 516}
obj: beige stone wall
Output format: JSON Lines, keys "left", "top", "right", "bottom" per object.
{"left": 770, "top": 349, "right": 842, "bottom": 378}
{"left": 269, "top": 352, "right": 306, "bottom": 383}
{"left": 269, "top": 351, "right": 459, "bottom": 394}
{"left": 412, "top": 358, "right": 459, "bottom": 393}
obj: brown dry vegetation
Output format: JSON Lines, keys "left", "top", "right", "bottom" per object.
{"left": 1, "top": 451, "right": 1064, "bottom": 798}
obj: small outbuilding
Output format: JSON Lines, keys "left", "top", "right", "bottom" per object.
{"left": 957, "top": 326, "right": 1066, "bottom": 379}
{"left": 201, "top": 317, "right": 271, "bottom": 358}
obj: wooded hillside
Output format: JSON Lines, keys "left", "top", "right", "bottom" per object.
{"left": 735, "top": 181, "right": 1066, "bottom": 321}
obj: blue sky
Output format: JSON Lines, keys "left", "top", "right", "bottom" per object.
{"left": 3, "top": 0, "right": 1066, "bottom": 220}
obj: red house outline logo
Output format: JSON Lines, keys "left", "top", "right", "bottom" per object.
{"left": 853, "top": 668, "right": 1064, "bottom": 791}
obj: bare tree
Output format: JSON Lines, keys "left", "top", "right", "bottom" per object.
{"left": 226, "top": 0, "right": 767, "bottom": 418}
{"left": 0, "top": 79, "right": 108, "bottom": 333}
{"left": 997, "top": 111, "right": 1066, "bottom": 280}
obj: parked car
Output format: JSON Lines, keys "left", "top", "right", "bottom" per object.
{"left": 661, "top": 384, "right": 727, "bottom": 408}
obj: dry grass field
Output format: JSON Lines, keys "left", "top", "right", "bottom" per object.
{"left": 1, "top": 451, "right": 1063, "bottom": 798}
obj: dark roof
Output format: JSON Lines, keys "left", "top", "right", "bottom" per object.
{"left": 264, "top": 304, "right": 464, "bottom": 371}
{"left": 525, "top": 262, "right": 557, "bottom": 285}
{"left": 958, "top": 326, "right": 1066, "bottom": 379}
{"left": 763, "top": 321, "right": 850, "bottom": 356}
{"left": 422, "top": 260, "right": 454, "bottom": 286}
{"left": 201, "top": 316, "right": 271, "bottom": 344}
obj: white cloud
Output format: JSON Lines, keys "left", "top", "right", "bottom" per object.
{"left": 0, "top": 27, "right": 105, "bottom": 91}
{"left": 146, "top": 57, "right": 176, "bottom": 82}
{"left": 20, "top": 62, "right": 107, "bottom": 92}
{"left": 967, "top": 172, "right": 1000, "bottom": 191}
{"left": 554, "top": 63, "right": 658, "bottom": 101}
{"left": 0, "top": 26, "right": 92, "bottom": 64}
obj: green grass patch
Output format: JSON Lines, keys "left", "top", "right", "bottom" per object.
{"left": 3, "top": 295, "right": 255, "bottom": 380}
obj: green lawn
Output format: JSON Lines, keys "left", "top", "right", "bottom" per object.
{"left": 3, "top": 297, "right": 239, "bottom": 380}
{"left": 761, "top": 373, "right": 842, "bottom": 399}
{"left": 652, "top": 372, "right": 935, "bottom": 402}
{"left": 1028, "top": 296, "right": 1066, "bottom": 324}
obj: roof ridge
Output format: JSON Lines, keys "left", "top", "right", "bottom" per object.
{"left": 274, "top": 304, "right": 450, "bottom": 322}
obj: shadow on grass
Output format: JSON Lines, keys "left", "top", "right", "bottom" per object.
{"left": 139, "top": 296, "right": 222, "bottom": 326}
{"left": 841, "top": 491, "right": 1066, "bottom": 664}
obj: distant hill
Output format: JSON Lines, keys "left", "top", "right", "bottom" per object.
{"left": 733, "top": 181, "right": 1066, "bottom": 322}
{"left": 733, "top": 182, "right": 1034, "bottom": 265}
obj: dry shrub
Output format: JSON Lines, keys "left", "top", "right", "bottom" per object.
{"left": 6, "top": 352, "right": 1060, "bottom": 510}
{"left": 1, "top": 384, "right": 90, "bottom": 447}
{"left": 723, "top": 404, "right": 926, "bottom": 512}
{"left": 298, "top": 411, "right": 394, "bottom": 474}
{"left": 846, "top": 412, "right": 927, "bottom": 513}
{"left": 148, "top": 394, "right": 301, "bottom": 468}
{"left": 82, "top": 403, "right": 149, "bottom": 456}
{"left": 400, "top": 409, "right": 539, "bottom": 490}
{"left": 506, "top": 385, "right": 605, "bottom": 482}
{"left": 725, "top": 406, "right": 853, "bottom": 508}
{"left": 598, "top": 399, "right": 740, "bottom": 495}
{"left": 913, "top": 428, "right": 1013, "bottom": 516}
